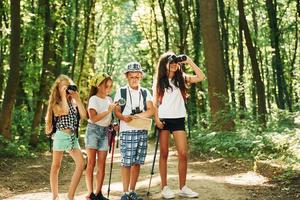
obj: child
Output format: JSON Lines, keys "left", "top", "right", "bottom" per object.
{"left": 114, "top": 62, "right": 154, "bottom": 200}
{"left": 153, "top": 52, "right": 206, "bottom": 199}
{"left": 85, "top": 73, "right": 117, "bottom": 200}
{"left": 45, "top": 74, "right": 86, "bottom": 200}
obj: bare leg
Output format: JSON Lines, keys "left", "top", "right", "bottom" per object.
{"left": 159, "top": 130, "right": 170, "bottom": 188}
{"left": 129, "top": 164, "right": 140, "bottom": 191}
{"left": 121, "top": 166, "right": 131, "bottom": 192}
{"left": 68, "top": 149, "right": 85, "bottom": 199}
{"left": 85, "top": 148, "right": 97, "bottom": 196}
{"left": 95, "top": 150, "right": 108, "bottom": 195}
{"left": 50, "top": 151, "right": 64, "bottom": 200}
{"left": 173, "top": 131, "right": 187, "bottom": 189}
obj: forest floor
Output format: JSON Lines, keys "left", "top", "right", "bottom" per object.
{"left": 1, "top": 142, "right": 300, "bottom": 200}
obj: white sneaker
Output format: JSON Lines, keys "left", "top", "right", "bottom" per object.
{"left": 161, "top": 186, "right": 176, "bottom": 199}
{"left": 178, "top": 185, "right": 199, "bottom": 198}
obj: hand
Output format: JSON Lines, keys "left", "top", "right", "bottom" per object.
{"left": 108, "top": 102, "right": 117, "bottom": 113}
{"left": 70, "top": 91, "right": 80, "bottom": 102}
{"left": 181, "top": 55, "right": 192, "bottom": 65}
{"left": 59, "top": 85, "right": 67, "bottom": 97}
{"left": 155, "top": 119, "right": 164, "bottom": 129}
{"left": 123, "top": 115, "right": 133, "bottom": 123}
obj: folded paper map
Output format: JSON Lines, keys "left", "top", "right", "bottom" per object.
{"left": 127, "top": 116, "right": 153, "bottom": 131}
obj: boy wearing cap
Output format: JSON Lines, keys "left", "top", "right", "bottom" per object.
{"left": 114, "top": 62, "right": 154, "bottom": 200}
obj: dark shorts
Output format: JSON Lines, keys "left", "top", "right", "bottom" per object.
{"left": 160, "top": 118, "right": 185, "bottom": 133}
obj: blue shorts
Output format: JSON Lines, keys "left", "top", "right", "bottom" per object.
{"left": 53, "top": 130, "right": 80, "bottom": 152}
{"left": 85, "top": 123, "right": 109, "bottom": 151}
{"left": 120, "top": 130, "right": 148, "bottom": 167}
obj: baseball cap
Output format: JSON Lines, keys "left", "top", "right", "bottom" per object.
{"left": 124, "top": 62, "right": 143, "bottom": 74}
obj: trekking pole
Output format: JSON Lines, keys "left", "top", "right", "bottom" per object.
{"left": 107, "top": 127, "right": 116, "bottom": 198}
{"left": 147, "top": 127, "right": 160, "bottom": 196}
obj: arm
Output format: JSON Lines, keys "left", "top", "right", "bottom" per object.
{"left": 71, "top": 92, "right": 87, "bottom": 120}
{"left": 114, "top": 105, "right": 133, "bottom": 123}
{"left": 152, "top": 90, "right": 164, "bottom": 129}
{"left": 88, "top": 103, "right": 117, "bottom": 123}
{"left": 135, "top": 100, "right": 154, "bottom": 118}
{"left": 183, "top": 56, "right": 206, "bottom": 84}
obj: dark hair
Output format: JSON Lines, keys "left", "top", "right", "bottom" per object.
{"left": 156, "top": 52, "right": 187, "bottom": 103}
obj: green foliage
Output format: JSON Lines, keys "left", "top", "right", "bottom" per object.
{"left": 191, "top": 110, "right": 300, "bottom": 163}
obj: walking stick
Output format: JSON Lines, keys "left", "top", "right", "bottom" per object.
{"left": 107, "top": 125, "right": 117, "bottom": 198}
{"left": 147, "top": 127, "right": 160, "bottom": 196}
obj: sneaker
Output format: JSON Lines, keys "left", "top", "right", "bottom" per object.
{"left": 86, "top": 192, "right": 97, "bottom": 200}
{"left": 120, "top": 193, "right": 130, "bottom": 200}
{"left": 96, "top": 192, "right": 109, "bottom": 200}
{"left": 161, "top": 186, "right": 175, "bottom": 199}
{"left": 178, "top": 185, "right": 199, "bottom": 198}
{"left": 129, "top": 191, "right": 143, "bottom": 200}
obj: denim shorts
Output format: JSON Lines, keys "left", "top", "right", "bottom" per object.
{"left": 85, "top": 123, "right": 109, "bottom": 151}
{"left": 120, "top": 130, "right": 148, "bottom": 167}
{"left": 52, "top": 130, "right": 80, "bottom": 152}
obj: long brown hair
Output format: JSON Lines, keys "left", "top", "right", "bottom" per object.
{"left": 45, "top": 74, "right": 71, "bottom": 134}
{"left": 155, "top": 52, "right": 187, "bottom": 103}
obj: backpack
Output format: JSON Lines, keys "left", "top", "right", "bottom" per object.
{"left": 120, "top": 87, "right": 147, "bottom": 113}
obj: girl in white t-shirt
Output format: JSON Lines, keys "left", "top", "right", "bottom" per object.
{"left": 153, "top": 52, "right": 206, "bottom": 199}
{"left": 85, "top": 73, "right": 117, "bottom": 200}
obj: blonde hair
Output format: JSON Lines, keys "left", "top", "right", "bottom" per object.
{"left": 45, "top": 74, "right": 71, "bottom": 134}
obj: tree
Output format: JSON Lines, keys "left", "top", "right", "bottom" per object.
{"left": 0, "top": 0, "right": 21, "bottom": 140}
{"left": 200, "top": 0, "right": 234, "bottom": 131}
{"left": 30, "top": 0, "right": 56, "bottom": 147}
{"left": 266, "top": 0, "right": 292, "bottom": 111}
{"left": 238, "top": 0, "right": 267, "bottom": 125}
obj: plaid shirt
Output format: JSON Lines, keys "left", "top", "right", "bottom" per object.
{"left": 56, "top": 101, "right": 78, "bottom": 132}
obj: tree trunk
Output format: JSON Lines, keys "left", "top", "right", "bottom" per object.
{"left": 238, "top": 0, "right": 267, "bottom": 125}
{"left": 173, "top": 0, "right": 188, "bottom": 53}
{"left": 200, "top": 0, "right": 234, "bottom": 131}
{"left": 71, "top": 0, "right": 79, "bottom": 79}
{"left": 77, "top": 0, "right": 94, "bottom": 87}
{"left": 158, "top": 0, "right": 169, "bottom": 51}
{"left": 0, "top": 0, "right": 5, "bottom": 103}
{"left": 218, "top": 0, "right": 235, "bottom": 110}
{"left": 266, "top": 0, "right": 292, "bottom": 111}
{"left": 237, "top": 12, "right": 246, "bottom": 118}
{"left": 0, "top": 0, "right": 21, "bottom": 140}
{"left": 30, "top": 0, "right": 55, "bottom": 147}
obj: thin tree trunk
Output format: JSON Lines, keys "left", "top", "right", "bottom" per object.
{"left": 0, "top": 0, "right": 5, "bottom": 102}
{"left": 30, "top": 0, "right": 55, "bottom": 147}
{"left": 0, "top": 0, "right": 21, "bottom": 140}
{"left": 173, "top": 0, "right": 188, "bottom": 53}
{"left": 71, "top": 0, "right": 79, "bottom": 79}
{"left": 238, "top": 12, "right": 246, "bottom": 118}
{"left": 218, "top": 0, "right": 235, "bottom": 110}
{"left": 77, "top": 0, "right": 94, "bottom": 86}
{"left": 266, "top": 0, "right": 292, "bottom": 111}
{"left": 158, "top": 0, "right": 169, "bottom": 51}
{"left": 200, "top": 0, "right": 234, "bottom": 131}
{"left": 238, "top": 0, "right": 267, "bottom": 125}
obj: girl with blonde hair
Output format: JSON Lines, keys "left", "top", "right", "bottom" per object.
{"left": 45, "top": 74, "right": 86, "bottom": 200}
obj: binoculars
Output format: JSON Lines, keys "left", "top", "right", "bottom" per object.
{"left": 168, "top": 54, "right": 187, "bottom": 64}
{"left": 131, "top": 107, "right": 142, "bottom": 115}
{"left": 66, "top": 85, "right": 77, "bottom": 94}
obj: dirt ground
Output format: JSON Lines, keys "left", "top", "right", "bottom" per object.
{"left": 1, "top": 143, "right": 300, "bottom": 200}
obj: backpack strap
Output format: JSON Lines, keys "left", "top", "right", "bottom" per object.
{"left": 140, "top": 88, "right": 147, "bottom": 111}
{"left": 120, "top": 87, "right": 148, "bottom": 113}
{"left": 120, "top": 87, "right": 127, "bottom": 113}
{"left": 75, "top": 107, "right": 80, "bottom": 138}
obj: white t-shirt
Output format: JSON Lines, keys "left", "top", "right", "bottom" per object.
{"left": 87, "top": 95, "right": 113, "bottom": 127}
{"left": 153, "top": 80, "right": 186, "bottom": 119}
{"left": 114, "top": 85, "right": 153, "bottom": 132}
